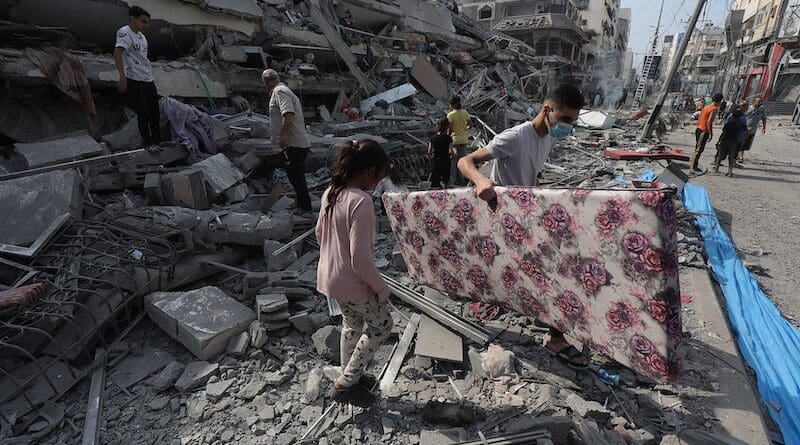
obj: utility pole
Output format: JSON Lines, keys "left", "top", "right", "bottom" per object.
{"left": 640, "top": 0, "right": 709, "bottom": 140}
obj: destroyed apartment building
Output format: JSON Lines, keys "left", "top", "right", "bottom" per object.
{"left": 0, "top": 0, "right": 777, "bottom": 444}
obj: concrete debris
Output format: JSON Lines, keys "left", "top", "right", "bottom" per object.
{"left": 149, "top": 361, "right": 186, "bottom": 392}
{"left": 0, "top": 169, "right": 81, "bottom": 248}
{"left": 264, "top": 239, "right": 299, "bottom": 271}
{"left": 414, "top": 315, "right": 463, "bottom": 363}
{"left": 14, "top": 130, "right": 104, "bottom": 168}
{"left": 360, "top": 83, "right": 419, "bottom": 113}
{"left": 249, "top": 320, "right": 269, "bottom": 348}
{"left": 174, "top": 361, "right": 220, "bottom": 392}
{"left": 480, "top": 344, "right": 518, "bottom": 391}
{"left": 205, "top": 378, "right": 235, "bottom": 403}
{"left": 226, "top": 331, "right": 250, "bottom": 357}
{"left": 145, "top": 287, "right": 256, "bottom": 360}
{"left": 188, "top": 153, "right": 245, "bottom": 198}
{"left": 312, "top": 325, "right": 341, "bottom": 363}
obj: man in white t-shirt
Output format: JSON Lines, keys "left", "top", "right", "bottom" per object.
{"left": 114, "top": 6, "right": 160, "bottom": 146}
{"left": 458, "top": 84, "right": 589, "bottom": 370}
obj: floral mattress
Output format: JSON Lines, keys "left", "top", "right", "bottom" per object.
{"left": 383, "top": 187, "right": 682, "bottom": 382}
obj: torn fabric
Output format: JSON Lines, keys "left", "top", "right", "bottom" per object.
{"left": 159, "top": 97, "right": 218, "bottom": 159}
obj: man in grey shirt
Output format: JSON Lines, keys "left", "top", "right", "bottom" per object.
{"left": 459, "top": 84, "right": 588, "bottom": 369}
{"left": 262, "top": 69, "right": 312, "bottom": 213}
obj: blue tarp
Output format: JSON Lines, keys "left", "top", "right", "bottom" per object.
{"left": 682, "top": 183, "right": 800, "bottom": 445}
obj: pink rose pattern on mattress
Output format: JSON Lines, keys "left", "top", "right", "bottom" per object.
{"left": 383, "top": 187, "right": 681, "bottom": 382}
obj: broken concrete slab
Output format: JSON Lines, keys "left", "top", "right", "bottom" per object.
{"left": 289, "top": 311, "right": 312, "bottom": 333}
{"left": 188, "top": 153, "right": 245, "bottom": 197}
{"left": 145, "top": 286, "right": 256, "bottom": 360}
{"left": 414, "top": 315, "right": 463, "bottom": 363}
{"left": 225, "top": 183, "right": 250, "bottom": 203}
{"left": 419, "top": 428, "right": 467, "bottom": 444}
{"left": 360, "top": 83, "right": 418, "bottom": 114}
{"left": 323, "top": 120, "right": 381, "bottom": 135}
{"left": 0, "top": 357, "right": 79, "bottom": 421}
{"left": 411, "top": 54, "right": 448, "bottom": 100}
{"left": 0, "top": 169, "right": 82, "bottom": 248}
{"left": 160, "top": 169, "right": 211, "bottom": 210}
{"left": 149, "top": 360, "right": 185, "bottom": 392}
{"left": 101, "top": 118, "right": 143, "bottom": 151}
{"left": 237, "top": 380, "right": 267, "bottom": 400}
{"left": 565, "top": 392, "right": 611, "bottom": 424}
{"left": 109, "top": 346, "right": 174, "bottom": 388}
{"left": 206, "top": 212, "right": 293, "bottom": 245}
{"left": 174, "top": 361, "right": 219, "bottom": 392}
{"left": 14, "top": 130, "right": 104, "bottom": 168}
{"left": 256, "top": 293, "right": 289, "bottom": 316}
{"left": 249, "top": 320, "right": 268, "bottom": 348}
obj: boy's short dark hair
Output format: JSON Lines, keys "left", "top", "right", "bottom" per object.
{"left": 450, "top": 96, "right": 462, "bottom": 108}
{"left": 545, "top": 84, "right": 584, "bottom": 111}
{"left": 129, "top": 6, "right": 150, "bottom": 18}
{"left": 712, "top": 93, "right": 724, "bottom": 104}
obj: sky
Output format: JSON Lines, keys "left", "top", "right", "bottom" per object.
{"left": 621, "top": 0, "right": 731, "bottom": 68}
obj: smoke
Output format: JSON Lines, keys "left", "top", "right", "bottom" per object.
{"left": 588, "top": 47, "right": 626, "bottom": 110}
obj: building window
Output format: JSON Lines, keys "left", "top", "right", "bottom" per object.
{"left": 478, "top": 5, "right": 493, "bottom": 20}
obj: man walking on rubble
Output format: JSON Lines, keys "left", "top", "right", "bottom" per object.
{"left": 457, "top": 84, "right": 589, "bottom": 370}
{"left": 689, "top": 93, "right": 723, "bottom": 173}
{"left": 262, "top": 69, "right": 314, "bottom": 215}
{"left": 447, "top": 96, "right": 472, "bottom": 186}
{"left": 738, "top": 97, "right": 768, "bottom": 166}
{"left": 115, "top": 6, "right": 161, "bottom": 147}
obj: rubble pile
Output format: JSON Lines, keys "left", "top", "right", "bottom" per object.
{"left": 0, "top": 1, "right": 761, "bottom": 444}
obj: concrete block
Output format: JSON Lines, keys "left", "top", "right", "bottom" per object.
{"left": 189, "top": 153, "right": 245, "bottom": 197}
{"left": 264, "top": 240, "right": 298, "bottom": 271}
{"left": 0, "top": 169, "right": 82, "bottom": 247}
{"left": 160, "top": 170, "right": 210, "bottom": 210}
{"left": 145, "top": 286, "right": 256, "bottom": 360}
{"left": 233, "top": 151, "right": 261, "bottom": 173}
{"left": 14, "top": 130, "right": 104, "bottom": 167}
{"left": 256, "top": 293, "right": 289, "bottom": 316}
{"left": 289, "top": 311, "right": 312, "bottom": 332}
{"left": 312, "top": 325, "right": 341, "bottom": 363}
{"left": 206, "top": 378, "right": 234, "bottom": 402}
{"left": 419, "top": 428, "right": 466, "bottom": 445}
{"left": 144, "top": 173, "right": 162, "bottom": 204}
{"left": 174, "top": 361, "right": 219, "bottom": 392}
{"left": 206, "top": 213, "right": 292, "bottom": 245}
{"left": 101, "top": 118, "right": 143, "bottom": 151}
{"left": 249, "top": 320, "right": 268, "bottom": 348}
{"left": 225, "top": 183, "right": 250, "bottom": 203}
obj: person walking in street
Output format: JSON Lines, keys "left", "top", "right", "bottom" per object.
{"left": 262, "top": 69, "right": 313, "bottom": 214}
{"left": 689, "top": 93, "right": 723, "bottom": 173}
{"left": 712, "top": 109, "right": 746, "bottom": 177}
{"left": 316, "top": 139, "right": 393, "bottom": 393}
{"left": 115, "top": 6, "right": 160, "bottom": 147}
{"left": 739, "top": 97, "right": 768, "bottom": 165}
{"left": 458, "top": 84, "right": 589, "bottom": 370}
{"left": 428, "top": 117, "right": 455, "bottom": 189}
{"left": 447, "top": 96, "right": 472, "bottom": 186}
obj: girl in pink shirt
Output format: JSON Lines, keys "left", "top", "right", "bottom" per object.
{"left": 315, "top": 139, "right": 393, "bottom": 392}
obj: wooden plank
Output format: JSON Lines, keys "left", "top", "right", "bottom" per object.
{"left": 81, "top": 348, "right": 106, "bottom": 445}
{"left": 379, "top": 313, "right": 421, "bottom": 393}
{"left": 414, "top": 315, "right": 463, "bottom": 363}
{"left": 306, "top": 0, "right": 375, "bottom": 93}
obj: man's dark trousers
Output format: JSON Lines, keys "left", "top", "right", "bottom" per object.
{"left": 126, "top": 78, "right": 160, "bottom": 145}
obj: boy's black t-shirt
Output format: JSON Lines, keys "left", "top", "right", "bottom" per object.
{"left": 430, "top": 134, "right": 452, "bottom": 159}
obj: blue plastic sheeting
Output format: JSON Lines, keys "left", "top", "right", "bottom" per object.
{"left": 682, "top": 184, "right": 800, "bottom": 445}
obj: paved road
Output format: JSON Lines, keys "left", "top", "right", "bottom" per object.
{"left": 663, "top": 116, "right": 800, "bottom": 325}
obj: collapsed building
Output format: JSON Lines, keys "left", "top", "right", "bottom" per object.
{"left": 0, "top": 1, "right": 777, "bottom": 445}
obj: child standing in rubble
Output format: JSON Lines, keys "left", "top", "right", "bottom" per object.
{"left": 316, "top": 139, "right": 394, "bottom": 392}
{"left": 428, "top": 117, "right": 455, "bottom": 189}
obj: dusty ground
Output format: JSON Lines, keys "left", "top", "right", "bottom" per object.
{"left": 662, "top": 116, "right": 800, "bottom": 326}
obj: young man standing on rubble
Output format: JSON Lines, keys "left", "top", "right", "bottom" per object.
{"left": 262, "top": 69, "right": 314, "bottom": 215}
{"left": 689, "top": 93, "right": 723, "bottom": 173}
{"left": 447, "top": 96, "right": 472, "bottom": 186}
{"left": 457, "top": 84, "right": 589, "bottom": 369}
{"left": 114, "top": 6, "right": 161, "bottom": 147}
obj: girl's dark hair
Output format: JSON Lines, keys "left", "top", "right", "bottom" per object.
{"left": 386, "top": 162, "right": 403, "bottom": 186}
{"left": 437, "top": 117, "right": 450, "bottom": 133}
{"left": 326, "top": 139, "right": 389, "bottom": 218}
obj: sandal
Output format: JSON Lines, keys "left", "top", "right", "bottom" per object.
{"left": 546, "top": 344, "right": 589, "bottom": 370}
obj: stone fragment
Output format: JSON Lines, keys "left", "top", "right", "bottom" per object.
{"left": 226, "top": 331, "right": 250, "bottom": 358}
{"left": 206, "top": 212, "right": 292, "bottom": 245}
{"left": 419, "top": 428, "right": 466, "bottom": 444}
{"left": 205, "top": 378, "right": 234, "bottom": 402}
{"left": 145, "top": 286, "right": 255, "bottom": 360}
{"left": 264, "top": 371, "right": 291, "bottom": 386}
{"left": 237, "top": 380, "right": 267, "bottom": 400}
{"left": 188, "top": 153, "right": 245, "bottom": 197}
{"left": 249, "top": 321, "right": 268, "bottom": 348}
{"left": 174, "top": 361, "right": 219, "bottom": 392}
{"left": 148, "top": 396, "right": 170, "bottom": 411}
{"left": 14, "top": 130, "right": 103, "bottom": 167}
{"left": 256, "top": 293, "right": 289, "bottom": 315}
{"left": 312, "top": 325, "right": 342, "bottom": 363}
{"left": 149, "top": 360, "right": 185, "bottom": 392}
{"left": 264, "top": 240, "right": 298, "bottom": 271}
{"left": 565, "top": 392, "right": 611, "bottom": 424}
{"left": 289, "top": 311, "right": 312, "bottom": 332}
